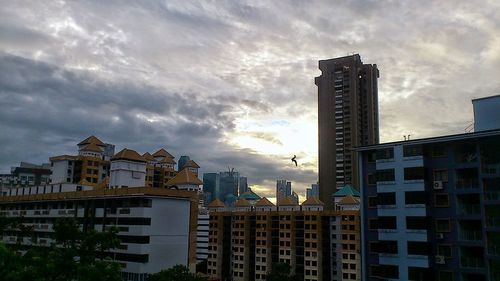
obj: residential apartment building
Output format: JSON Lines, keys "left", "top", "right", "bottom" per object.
{"left": 50, "top": 135, "right": 114, "bottom": 187}
{"left": 0, "top": 162, "right": 52, "bottom": 189}
{"left": 356, "top": 129, "right": 500, "bottom": 281}
{"left": 1, "top": 136, "right": 205, "bottom": 280}
{"left": 0, "top": 186, "right": 199, "bottom": 281}
{"left": 206, "top": 194, "right": 361, "bottom": 281}
{"left": 315, "top": 54, "right": 379, "bottom": 209}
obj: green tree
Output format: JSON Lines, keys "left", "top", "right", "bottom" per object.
{"left": 266, "top": 262, "right": 302, "bottom": 281}
{"left": 0, "top": 217, "right": 122, "bottom": 281}
{"left": 148, "top": 264, "right": 207, "bottom": 281}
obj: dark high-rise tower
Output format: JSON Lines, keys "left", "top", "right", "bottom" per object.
{"left": 315, "top": 54, "right": 379, "bottom": 209}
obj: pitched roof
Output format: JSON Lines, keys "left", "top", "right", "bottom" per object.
{"left": 255, "top": 197, "right": 275, "bottom": 206}
{"left": 80, "top": 143, "right": 103, "bottom": 152}
{"left": 183, "top": 159, "right": 200, "bottom": 168}
{"left": 152, "top": 148, "right": 174, "bottom": 158}
{"left": 234, "top": 199, "right": 251, "bottom": 207}
{"left": 333, "top": 185, "right": 360, "bottom": 197}
{"left": 111, "top": 148, "right": 147, "bottom": 162}
{"left": 160, "top": 157, "right": 176, "bottom": 164}
{"left": 208, "top": 199, "right": 225, "bottom": 208}
{"left": 338, "top": 194, "right": 360, "bottom": 205}
{"left": 49, "top": 155, "right": 79, "bottom": 162}
{"left": 166, "top": 168, "right": 203, "bottom": 185}
{"left": 239, "top": 189, "right": 261, "bottom": 201}
{"left": 302, "top": 197, "right": 324, "bottom": 206}
{"left": 278, "top": 196, "right": 296, "bottom": 206}
{"left": 78, "top": 135, "right": 105, "bottom": 146}
{"left": 142, "top": 152, "right": 155, "bottom": 161}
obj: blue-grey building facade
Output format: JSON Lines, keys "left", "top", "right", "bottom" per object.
{"left": 356, "top": 129, "right": 500, "bottom": 281}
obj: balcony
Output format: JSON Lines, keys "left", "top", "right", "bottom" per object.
{"left": 456, "top": 179, "right": 479, "bottom": 189}
{"left": 458, "top": 204, "right": 481, "bottom": 216}
{"left": 459, "top": 230, "right": 483, "bottom": 242}
{"left": 460, "top": 256, "right": 485, "bottom": 268}
{"left": 485, "top": 191, "right": 500, "bottom": 201}
{"left": 486, "top": 218, "right": 500, "bottom": 228}
{"left": 488, "top": 245, "right": 500, "bottom": 256}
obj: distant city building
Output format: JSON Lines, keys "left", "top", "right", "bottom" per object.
{"left": 239, "top": 176, "right": 248, "bottom": 195}
{"left": 306, "top": 183, "right": 319, "bottom": 199}
{"left": 202, "top": 173, "right": 219, "bottom": 206}
{"left": 276, "top": 179, "right": 292, "bottom": 201}
{"left": 202, "top": 170, "right": 247, "bottom": 206}
{"left": 206, "top": 192, "right": 361, "bottom": 281}
{"left": 356, "top": 128, "right": 500, "bottom": 281}
{"left": 178, "top": 156, "right": 190, "bottom": 171}
{"left": 0, "top": 162, "right": 51, "bottom": 189}
{"left": 315, "top": 54, "right": 379, "bottom": 209}
{"left": 473, "top": 94, "right": 500, "bottom": 132}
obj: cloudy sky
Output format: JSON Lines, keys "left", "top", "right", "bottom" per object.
{"left": 1, "top": 0, "right": 499, "bottom": 200}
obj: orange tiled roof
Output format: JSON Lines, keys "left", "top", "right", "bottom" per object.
{"left": 78, "top": 135, "right": 105, "bottom": 146}
{"left": 49, "top": 155, "right": 79, "bottom": 162}
{"left": 234, "top": 199, "right": 251, "bottom": 207}
{"left": 255, "top": 197, "right": 275, "bottom": 206}
{"left": 278, "top": 196, "right": 296, "bottom": 206}
{"left": 142, "top": 152, "right": 155, "bottom": 161}
{"left": 208, "top": 199, "right": 225, "bottom": 208}
{"left": 338, "top": 194, "right": 360, "bottom": 205}
{"left": 183, "top": 159, "right": 200, "bottom": 168}
{"left": 166, "top": 168, "right": 203, "bottom": 185}
{"left": 152, "top": 148, "right": 174, "bottom": 158}
{"left": 302, "top": 197, "right": 324, "bottom": 206}
{"left": 160, "top": 157, "right": 176, "bottom": 164}
{"left": 111, "top": 148, "right": 147, "bottom": 162}
{"left": 81, "top": 143, "right": 103, "bottom": 152}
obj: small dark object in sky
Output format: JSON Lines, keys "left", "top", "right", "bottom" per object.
{"left": 291, "top": 155, "right": 297, "bottom": 166}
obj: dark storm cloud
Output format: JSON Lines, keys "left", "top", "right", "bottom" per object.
{"left": 0, "top": 53, "right": 309, "bottom": 191}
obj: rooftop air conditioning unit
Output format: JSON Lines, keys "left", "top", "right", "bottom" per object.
{"left": 433, "top": 181, "right": 443, "bottom": 190}
{"left": 436, "top": 233, "right": 444, "bottom": 239}
{"left": 435, "top": 255, "right": 445, "bottom": 264}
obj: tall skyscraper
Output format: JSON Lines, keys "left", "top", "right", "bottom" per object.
{"left": 239, "top": 176, "right": 248, "bottom": 195}
{"left": 315, "top": 54, "right": 379, "bottom": 209}
{"left": 178, "top": 155, "right": 190, "bottom": 171}
{"left": 276, "top": 179, "right": 292, "bottom": 202}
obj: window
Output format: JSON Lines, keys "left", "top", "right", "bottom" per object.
{"left": 368, "top": 196, "right": 377, "bottom": 208}
{"left": 404, "top": 167, "right": 424, "bottom": 181}
{"left": 438, "top": 271, "right": 453, "bottom": 281}
{"left": 376, "top": 169, "right": 395, "bottom": 182}
{"left": 437, "top": 244, "right": 452, "bottom": 258}
{"left": 378, "top": 192, "right": 396, "bottom": 205}
{"left": 377, "top": 216, "right": 397, "bottom": 229}
{"left": 408, "top": 267, "right": 431, "bottom": 280}
{"left": 431, "top": 145, "right": 447, "bottom": 157}
{"left": 370, "top": 264, "right": 399, "bottom": 279}
{"left": 376, "top": 148, "right": 394, "bottom": 160}
{"left": 406, "top": 217, "right": 428, "bottom": 230}
{"left": 370, "top": 238, "right": 398, "bottom": 254}
{"left": 434, "top": 194, "right": 449, "bottom": 207}
{"left": 407, "top": 241, "right": 430, "bottom": 256}
{"left": 404, "top": 145, "right": 423, "bottom": 157}
{"left": 436, "top": 219, "right": 451, "bottom": 232}
{"left": 433, "top": 170, "right": 448, "bottom": 182}
{"left": 367, "top": 173, "right": 376, "bottom": 185}
{"left": 405, "top": 191, "right": 426, "bottom": 205}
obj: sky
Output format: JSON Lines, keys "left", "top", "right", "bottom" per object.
{"left": 1, "top": 0, "right": 500, "bottom": 200}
